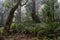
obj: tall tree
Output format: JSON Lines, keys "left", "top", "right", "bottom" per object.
{"left": 0, "top": 13, "right": 4, "bottom": 26}
{"left": 3, "top": 0, "right": 20, "bottom": 35}
{"left": 31, "top": 0, "right": 41, "bottom": 23}
{"left": 3, "top": 0, "right": 28, "bottom": 35}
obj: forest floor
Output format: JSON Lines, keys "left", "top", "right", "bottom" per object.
{"left": 0, "top": 33, "right": 37, "bottom": 40}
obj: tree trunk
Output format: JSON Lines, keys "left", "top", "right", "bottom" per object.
{"left": 3, "top": 1, "right": 19, "bottom": 35}
{"left": 31, "top": 0, "right": 41, "bottom": 23}
{"left": 3, "top": 0, "right": 28, "bottom": 35}
{"left": 0, "top": 13, "right": 4, "bottom": 26}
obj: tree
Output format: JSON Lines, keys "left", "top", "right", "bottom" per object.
{"left": 31, "top": 0, "right": 41, "bottom": 23}
{"left": 3, "top": 0, "right": 28, "bottom": 35}
{"left": 0, "top": 13, "right": 4, "bottom": 26}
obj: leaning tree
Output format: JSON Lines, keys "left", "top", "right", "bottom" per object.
{"left": 3, "top": 0, "right": 28, "bottom": 35}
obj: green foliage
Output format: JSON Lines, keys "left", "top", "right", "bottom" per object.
{"left": 0, "top": 27, "right": 4, "bottom": 35}
{"left": 1, "top": 0, "right": 60, "bottom": 40}
{"left": 9, "top": 22, "right": 60, "bottom": 39}
{"left": 32, "top": 37, "right": 39, "bottom": 40}
{"left": 10, "top": 23, "right": 17, "bottom": 32}
{"left": 3, "top": 0, "right": 17, "bottom": 8}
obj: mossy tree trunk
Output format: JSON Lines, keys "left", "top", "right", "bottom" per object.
{"left": 3, "top": 0, "right": 28, "bottom": 35}
{"left": 3, "top": 0, "right": 20, "bottom": 35}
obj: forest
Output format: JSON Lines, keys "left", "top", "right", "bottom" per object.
{"left": 0, "top": 0, "right": 60, "bottom": 40}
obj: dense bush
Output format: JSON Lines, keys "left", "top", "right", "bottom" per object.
{"left": 10, "top": 23, "right": 17, "bottom": 33}
{"left": 6, "top": 22, "right": 60, "bottom": 40}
